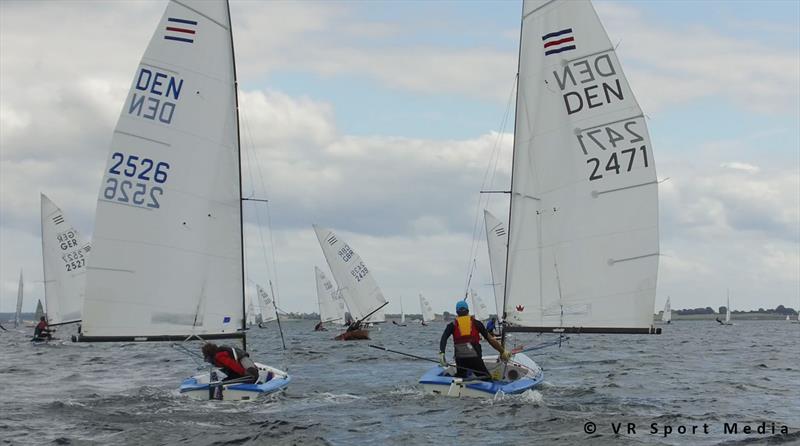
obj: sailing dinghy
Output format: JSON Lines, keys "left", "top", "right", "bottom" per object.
{"left": 313, "top": 225, "right": 389, "bottom": 340}
{"left": 421, "top": 0, "right": 660, "bottom": 398}
{"left": 419, "top": 293, "right": 435, "bottom": 326}
{"left": 73, "top": 0, "right": 289, "bottom": 401}
{"left": 41, "top": 194, "right": 89, "bottom": 330}
{"left": 14, "top": 270, "right": 23, "bottom": 329}
{"left": 661, "top": 297, "right": 671, "bottom": 324}
{"left": 315, "top": 266, "right": 346, "bottom": 330}
{"left": 717, "top": 291, "right": 734, "bottom": 326}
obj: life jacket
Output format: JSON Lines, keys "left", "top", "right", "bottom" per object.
{"left": 453, "top": 315, "right": 480, "bottom": 345}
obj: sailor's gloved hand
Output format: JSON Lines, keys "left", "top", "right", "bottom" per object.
{"left": 438, "top": 352, "right": 447, "bottom": 367}
{"left": 500, "top": 350, "right": 512, "bottom": 362}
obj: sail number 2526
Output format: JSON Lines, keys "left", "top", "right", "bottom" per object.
{"left": 103, "top": 152, "right": 170, "bottom": 209}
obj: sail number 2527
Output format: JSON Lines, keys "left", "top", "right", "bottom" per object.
{"left": 103, "top": 152, "right": 170, "bottom": 209}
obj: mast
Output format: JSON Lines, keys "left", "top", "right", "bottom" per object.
{"left": 225, "top": 0, "right": 247, "bottom": 351}
{"left": 500, "top": 0, "right": 526, "bottom": 347}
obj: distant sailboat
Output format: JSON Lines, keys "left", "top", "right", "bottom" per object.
{"left": 661, "top": 297, "right": 671, "bottom": 324}
{"left": 469, "top": 289, "right": 491, "bottom": 322}
{"left": 717, "top": 290, "right": 734, "bottom": 326}
{"left": 257, "top": 283, "right": 278, "bottom": 326}
{"left": 393, "top": 297, "right": 407, "bottom": 327}
{"left": 313, "top": 225, "right": 389, "bottom": 340}
{"left": 421, "top": 0, "right": 660, "bottom": 398}
{"left": 14, "top": 270, "right": 23, "bottom": 328}
{"left": 419, "top": 293, "right": 435, "bottom": 326}
{"left": 73, "top": 0, "right": 289, "bottom": 400}
{"left": 34, "top": 300, "right": 45, "bottom": 322}
{"left": 40, "top": 194, "right": 88, "bottom": 327}
{"left": 315, "top": 266, "right": 346, "bottom": 330}
{"left": 484, "top": 210, "right": 507, "bottom": 322}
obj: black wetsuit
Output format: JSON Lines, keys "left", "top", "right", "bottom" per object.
{"left": 439, "top": 319, "right": 492, "bottom": 380}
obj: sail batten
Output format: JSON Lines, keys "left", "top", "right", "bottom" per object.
{"left": 503, "top": 0, "right": 659, "bottom": 331}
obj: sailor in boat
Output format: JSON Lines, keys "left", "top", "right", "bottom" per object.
{"left": 314, "top": 321, "right": 327, "bottom": 331}
{"left": 202, "top": 343, "right": 262, "bottom": 384}
{"left": 32, "top": 316, "right": 53, "bottom": 341}
{"left": 439, "top": 301, "right": 511, "bottom": 380}
{"left": 485, "top": 316, "right": 500, "bottom": 336}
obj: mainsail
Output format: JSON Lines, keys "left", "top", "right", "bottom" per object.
{"left": 14, "top": 270, "right": 23, "bottom": 328}
{"left": 313, "top": 225, "right": 387, "bottom": 323}
{"left": 419, "top": 293, "right": 435, "bottom": 323}
{"left": 41, "top": 194, "right": 88, "bottom": 325}
{"left": 484, "top": 210, "right": 507, "bottom": 321}
{"left": 503, "top": 0, "right": 659, "bottom": 334}
{"left": 257, "top": 283, "right": 278, "bottom": 324}
{"left": 34, "top": 300, "right": 45, "bottom": 322}
{"left": 470, "top": 289, "right": 491, "bottom": 321}
{"left": 315, "top": 267, "right": 345, "bottom": 324}
{"left": 661, "top": 297, "right": 671, "bottom": 323}
{"left": 725, "top": 291, "right": 732, "bottom": 324}
{"left": 78, "top": 0, "right": 245, "bottom": 341}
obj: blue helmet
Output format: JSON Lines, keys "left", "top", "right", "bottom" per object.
{"left": 455, "top": 300, "right": 469, "bottom": 312}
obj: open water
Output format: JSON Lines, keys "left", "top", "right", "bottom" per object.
{"left": 1, "top": 319, "right": 798, "bottom": 445}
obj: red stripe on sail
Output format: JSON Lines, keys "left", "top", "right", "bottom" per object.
{"left": 166, "top": 26, "right": 196, "bottom": 34}
{"left": 543, "top": 36, "right": 574, "bottom": 48}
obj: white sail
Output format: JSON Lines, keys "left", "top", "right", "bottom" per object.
{"left": 419, "top": 293, "right": 435, "bottom": 323}
{"left": 257, "top": 283, "right": 277, "bottom": 324}
{"left": 400, "top": 298, "right": 405, "bottom": 324}
{"left": 34, "top": 300, "right": 45, "bottom": 322}
{"left": 504, "top": 0, "right": 659, "bottom": 332}
{"left": 81, "top": 0, "right": 244, "bottom": 340}
{"left": 725, "top": 291, "right": 732, "bottom": 323}
{"left": 470, "top": 289, "right": 491, "bottom": 321}
{"left": 40, "top": 194, "right": 89, "bottom": 325}
{"left": 246, "top": 297, "right": 256, "bottom": 326}
{"left": 661, "top": 297, "right": 671, "bottom": 323}
{"left": 484, "top": 210, "right": 507, "bottom": 320}
{"left": 315, "top": 267, "right": 345, "bottom": 324}
{"left": 313, "top": 225, "right": 386, "bottom": 323}
{"left": 15, "top": 270, "right": 23, "bottom": 328}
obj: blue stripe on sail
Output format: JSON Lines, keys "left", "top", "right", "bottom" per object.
{"left": 168, "top": 17, "right": 198, "bottom": 25}
{"left": 542, "top": 28, "right": 573, "bottom": 41}
{"left": 164, "top": 36, "right": 194, "bottom": 43}
{"left": 545, "top": 45, "right": 576, "bottom": 56}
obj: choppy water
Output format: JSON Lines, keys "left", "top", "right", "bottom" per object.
{"left": 1, "top": 320, "right": 798, "bottom": 445}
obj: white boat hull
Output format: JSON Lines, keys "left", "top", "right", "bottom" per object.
{"left": 419, "top": 353, "right": 544, "bottom": 398}
{"left": 180, "top": 362, "right": 290, "bottom": 401}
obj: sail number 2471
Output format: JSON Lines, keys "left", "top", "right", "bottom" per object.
{"left": 577, "top": 119, "right": 650, "bottom": 182}
{"left": 103, "top": 152, "right": 170, "bottom": 209}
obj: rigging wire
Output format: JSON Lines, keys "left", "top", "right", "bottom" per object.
{"left": 238, "top": 104, "right": 283, "bottom": 318}
{"left": 462, "top": 75, "right": 517, "bottom": 296}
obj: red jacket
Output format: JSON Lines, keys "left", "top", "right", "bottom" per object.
{"left": 213, "top": 351, "right": 245, "bottom": 376}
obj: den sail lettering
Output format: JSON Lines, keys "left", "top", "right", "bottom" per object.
{"left": 128, "top": 67, "right": 183, "bottom": 124}
{"left": 553, "top": 54, "right": 624, "bottom": 115}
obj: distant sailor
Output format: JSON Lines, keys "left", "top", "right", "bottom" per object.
{"left": 314, "top": 321, "right": 327, "bottom": 331}
{"left": 202, "top": 343, "right": 260, "bottom": 384}
{"left": 485, "top": 317, "right": 498, "bottom": 334}
{"left": 33, "top": 316, "right": 52, "bottom": 341}
{"left": 439, "top": 300, "right": 511, "bottom": 380}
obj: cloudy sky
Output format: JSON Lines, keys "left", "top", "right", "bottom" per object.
{"left": 1, "top": 0, "right": 798, "bottom": 316}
